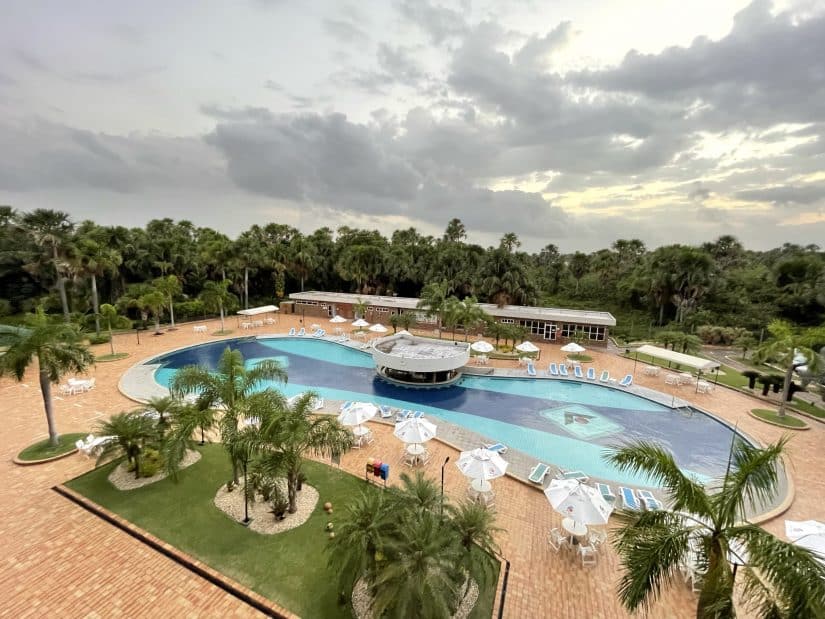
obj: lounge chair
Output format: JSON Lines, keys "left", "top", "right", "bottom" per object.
{"left": 637, "top": 489, "right": 663, "bottom": 510}
{"left": 557, "top": 470, "right": 589, "bottom": 482}
{"left": 287, "top": 327, "right": 296, "bottom": 336}
{"left": 596, "top": 482, "right": 616, "bottom": 504}
{"left": 619, "top": 487, "right": 642, "bottom": 510}
{"left": 297, "top": 327, "right": 306, "bottom": 337}
{"left": 586, "top": 367, "right": 596, "bottom": 380}
{"left": 619, "top": 374, "right": 633, "bottom": 387}
{"left": 411, "top": 410, "right": 424, "bottom": 418}
{"left": 599, "top": 370, "right": 610, "bottom": 383}
{"left": 340, "top": 401, "right": 354, "bottom": 412}
{"left": 559, "top": 364, "right": 569, "bottom": 377}
{"left": 526, "top": 362, "right": 537, "bottom": 377}
{"left": 574, "top": 365, "right": 584, "bottom": 379}
{"left": 395, "top": 409, "right": 412, "bottom": 422}
{"left": 313, "top": 328, "right": 326, "bottom": 338}
{"left": 548, "top": 363, "right": 559, "bottom": 377}
{"left": 528, "top": 462, "right": 551, "bottom": 484}
{"left": 378, "top": 405, "right": 394, "bottom": 419}
{"left": 483, "top": 442, "right": 508, "bottom": 454}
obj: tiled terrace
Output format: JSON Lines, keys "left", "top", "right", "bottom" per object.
{"left": 3, "top": 314, "right": 823, "bottom": 618}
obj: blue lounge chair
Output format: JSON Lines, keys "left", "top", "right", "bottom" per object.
{"left": 559, "top": 364, "right": 569, "bottom": 377}
{"left": 297, "top": 327, "right": 306, "bottom": 337}
{"left": 619, "top": 487, "right": 642, "bottom": 510}
{"left": 636, "top": 489, "right": 663, "bottom": 510}
{"left": 599, "top": 370, "right": 610, "bottom": 383}
{"left": 619, "top": 374, "right": 633, "bottom": 387}
{"left": 586, "top": 367, "right": 596, "bottom": 380}
{"left": 395, "top": 409, "right": 412, "bottom": 422}
{"left": 313, "top": 328, "right": 326, "bottom": 338}
{"left": 548, "top": 363, "right": 559, "bottom": 376}
{"left": 574, "top": 365, "right": 584, "bottom": 379}
{"left": 378, "top": 405, "right": 394, "bottom": 419}
{"left": 287, "top": 327, "right": 296, "bottom": 336}
{"left": 596, "top": 482, "right": 616, "bottom": 504}
{"left": 527, "top": 362, "right": 537, "bottom": 376}
{"left": 529, "top": 462, "right": 551, "bottom": 484}
{"left": 411, "top": 410, "right": 424, "bottom": 418}
{"left": 484, "top": 442, "right": 508, "bottom": 454}
{"left": 340, "top": 401, "right": 354, "bottom": 412}
{"left": 558, "top": 469, "right": 589, "bottom": 482}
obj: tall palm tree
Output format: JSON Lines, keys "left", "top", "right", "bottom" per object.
{"left": 458, "top": 296, "right": 488, "bottom": 341}
{"left": 138, "top": 290, "right": 166, "bottom": 335}
{"left": 169, "top": 347, "right": 287, "bottom": 483}
{"left": 96, "top": 411, "right": 158, "bottom": 479}
{"left": 417, "top": 281, "right": 448, "bottom": 337}
{"left": 0, "top": 308, "right": 94, "bottom": 445}
{"left": 75, "top": 237, "right": 122, "bottom": 336}
{"left": 288, "top": 235, "right": 318, "bottom": 292}
{"left": 99, "top": 303, "right": 124, "bottom": 355}
{"left": 441, "top": 296, "right": 462, "bottom": 340}
{"left": 236, "top": 390, "right": 353, "bottom": 513}
{"left": 568, "top": 251, "right": 590, "bottom": 295}
{"left": 390, "top": 470, "right": 442, "bottom": 512}
{"left": 607, "top": 438, "right": 825, "bottom": 618}
{"left": 153, "top": 275, "right": 182, "bottom": 330}
{"left": 200, "top": 279, "right": 237, "bottom": 333}
{"left": 448, "top": 500, "right": 502, "bottom": 592}
{"left": 161, "top": 402, "right": 216, "bottom": 479}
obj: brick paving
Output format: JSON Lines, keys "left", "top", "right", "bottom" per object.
{"left": 2, "top": 314, "right": 823, "bottom": 618}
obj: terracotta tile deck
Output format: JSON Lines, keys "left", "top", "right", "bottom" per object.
{"left": 2, "top": 315, "right": 823, "bottom": 618}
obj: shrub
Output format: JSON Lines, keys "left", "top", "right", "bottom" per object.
{"left": 695, "top": 325, "right": 749, "bottom": 346}
{"left": 87, "top": 334, "right": 111, "bottom": 345}
{"left": 0, "top": 299, "right": 12, "bottom": 317}
{"left": 140, "top": 447, "right": 164, "bottom": 478}
{"left": 742, "top": 370, "right": 760, "bottom": 390}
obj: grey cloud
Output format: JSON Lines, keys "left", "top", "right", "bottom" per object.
{"left": 200, "top": 104, "right": 274, "bottom": 122}
{"left": 513, "top": 21, "right": 573, "bottom": 70}
{"left": 323, "top": 18, "right": 370, "bottom": 45}
{"left": 735, "top": 183, "right": 825, "bottom": 206}
{"left": 688, "top": 183, "right": 711, "bottom": 202}
{"left": 14, "top": 50, "right": 51, "bottom": 73}
{"left": 264, "top": 80, "right": 285, "bottom": 91}
{"left": 397, "top": 0, "right": 469, "bottom": 44}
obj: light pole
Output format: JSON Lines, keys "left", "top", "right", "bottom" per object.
{"left": 441, "top": 456, "right": 450, "bottom": 518}
{"left": 241, "top": 459, "right": 251, "bottom": 526}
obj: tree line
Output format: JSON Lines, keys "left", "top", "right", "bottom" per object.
{"left": 2, "top": 207, "right": 824, "bottom": 338}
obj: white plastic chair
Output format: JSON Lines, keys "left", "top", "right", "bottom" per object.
{"left": 580, "top": 545, "right": 598, "bottom": 567}
{"left": 548, "top": 528, "right": 569, "bottom": 553}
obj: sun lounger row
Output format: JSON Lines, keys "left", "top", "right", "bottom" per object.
{"left": 287, "top": 327, "right": 326, "bottom": 337}
{"left": 59, "top": 377, "right": 96, "bottom": 396}
{"left": 544, "top": 364, "right": 633, "bottom": 387}
{"left": 395, "top": 409, "right": 424, "bottom": 422}
{"left": 619, "top": 486, "right": 663, "bottom": 511}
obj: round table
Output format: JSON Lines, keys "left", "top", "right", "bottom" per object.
{"left": 406, "top": 444, "right": 425, "bottom": 456}
{"left": 471, "top": 478, "right": 492, "bottom": 493}
{"left": 352, "top": 425, "right": 370, "bottom": 437}
{"left": 561, "top": 517, "right": 588, "bottom": 537}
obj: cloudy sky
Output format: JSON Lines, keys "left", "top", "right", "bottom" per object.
{"left": 1, "top": 0, "right": 824, "bottom": 251}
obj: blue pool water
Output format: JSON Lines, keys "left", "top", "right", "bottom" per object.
{"left": 150, "top": 337, "right": 744, "bottom": 487}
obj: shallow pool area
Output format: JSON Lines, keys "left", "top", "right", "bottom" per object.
{"left": 149, "top": 337, "right": 749, "bottom": 487}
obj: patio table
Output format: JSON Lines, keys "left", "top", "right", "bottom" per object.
{"left": 562, "top": 517, "right": 588, "bottom": 541}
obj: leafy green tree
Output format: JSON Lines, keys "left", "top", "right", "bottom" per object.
{"left": 138, "top": 290, "right": 166, "bottom": 335}
{"left": 484, "top": 320, "right": 507, "bottom": 349}
{"left": 388, "top": 313, "right": 400, "bottom": 333}
{"left": 199, "top": 279, "right": 237, "bottom": 333}
{"left": 99, "top": 303, "right": 128, "bottom": 356}
{"left": 0, "top": 308, "right": 94, "bottom": 445}
{"left": 417, "top": 281, "right": 449, "bottom": 337}
{"left": 443, "top": 218, "right": 466, "bottom": 243}
{"left": 161, "top": 402, "right": 216, "bottom": 479}
{"left": 457, "top": 296, "right": 488, "bottom": 341}
{"left": 75, "top": 236, "right": 122, "bottom": 335}
{"left": 568, "top": 251, "right": 590, "bottom": 295}
{"left": 96, "top": 411, "right": 158, "bottom": 479}
{"left": 153, "top": 275, "right": 182, "bottom": 330}
{"left": 448, "top": 500, "right": 502, "bottom": 592}
{"left": 288, "top": 235, "right": 318, "bottom": 292}
{"left": 734, "top": 334, "right": 758, "bottom": 360}
{"left": 607, "top": 438, "right": 825, "bottom": 618}
{"left": 397, "top": 311, "right": 416, "bottom": 332}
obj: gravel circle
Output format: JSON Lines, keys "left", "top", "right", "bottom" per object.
{"left": 351, "top": 576, "right": 478, "bottom": 619}
{"left": 213, "top": 480, "right": 319, "bottom": 535}
{"left": 108, "top": 449, "right": 201, "bottom": 490}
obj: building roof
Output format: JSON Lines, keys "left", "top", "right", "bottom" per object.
{"left": 289, "top": 291, "right": 616, "bottom": 326}
{"left": 237, "top": 305, "right": 279, "bottom": 316}
{"left": 634, "top": 345, "right": 720, "bottom": 372}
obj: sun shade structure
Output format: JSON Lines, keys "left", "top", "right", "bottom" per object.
{"left": 470, "top": 340, "right": 495, "bottom": 353}
{"left": 368, "top": 323, "right": 388, "bottom": 332}
{"left": 394, "top": 417, "right": 437, "bottom": 444}
{"left": 545, "top": 479, "right": 612, "bottom": 525}
{"left": 329, "top": 315, "right": 348, "bottom": 323}
{"left": 561, "top": 342, "right": 586, "bottom": 353}
{"left": 516, "top": 341, "right": 540, "bottom": 353}
{"left": 634, "top": 345, "right": 720, "bottom": 372}
{"left": 352, "top": 318, "right": 370, "bottom": 328}
{"left": 237, "top": 305, "right": 279, "bottom": 316}
{"left": 456, "top": 448, "right": 508, "bottom": 482}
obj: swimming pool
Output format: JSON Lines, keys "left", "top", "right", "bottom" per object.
{"left": 149, "top": 337, "right": 746, "bottom": 487}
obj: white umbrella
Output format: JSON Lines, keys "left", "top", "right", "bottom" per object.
{"left": 396, "top": 330, "right": 412, "bottom": 336}
{"left": 369, "top": 323, "right": 388, "bottom": 333}
{"left": 456, "top": 448, "right": 508, "bottom": 483}
{"left": 394, "top": 417, "right": 437, "bottom": 444}
{"left": 330, "top": 315, "right": 348, "bottom": 323}
{"left": 352, "top": 318, "right": 370, "bottom": 328}
{"left": 544, "top": 479, "right": 612, "bottom": 525}
{"left": 561, "top": 342, "right": 586, "bottom": 353}
{"left": 516, "top": 341, "right": 540, "bottom": 353}
{"left": 471, "top": 340, "right": 495, "bottom": 353}
{"left": 338, "top": 402, "right": 377, "bottom": 436}
{"left": 786, "top": 520, "right": 825, "bottom": 565}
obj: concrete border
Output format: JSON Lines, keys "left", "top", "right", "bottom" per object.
{"left": 747, "top": 410, "right": 810, "bottom": 431}
{"left": 13, "top": 447, "right": 78, "bottom": 466}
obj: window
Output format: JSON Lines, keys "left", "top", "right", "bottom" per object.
{"left": 561, "top": 323, "right": 606, "bottom": 341}
{"left": 544, "top": 324, "right": 557, "bottom": 340}
{"left": 499, "top": 318, "right": 515, "bottom": 324}
{"left": 518, "top": 319, "right": 547, "bottom": 336}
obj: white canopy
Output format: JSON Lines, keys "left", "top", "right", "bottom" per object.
{"left": 456, "top": 448, "right": 508, "bottom": 482}
{"left": 471, "top": 340, "right": 495, "bottom": 353}
{"left": 516, "top": 341, "right": 540, "bottom": 353}
{"left": 329, "top": 315, "right": 348, "bottom": 323}
{"left": 396, "top": 330, "right": 412, "bottom": 336}
{"left": 394, "top": 417, "right": 437, "bottom": 444}
{"left": 337, "top": 402, "right": 377, "bottom": 427}
{"left": 545, "top": 479, "right": 613, "bottom": 525}
{"left": 352, "top": 318, "right": 370, "bottom": 328}
{"left": 369, "top": 323, "right": 388, "bottom": 333}
{"left": 634, "top": 344, "right": 720, "bottom": 372}
{"left": 237, "top": 305, "right": 279, "bottom": 316}
{"left": 561, "top": 342, "right": 586, "bottom": 353}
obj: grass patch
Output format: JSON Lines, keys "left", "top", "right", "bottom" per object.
{"left": 566, "top": 353, "right": 593, "bottom": 362}
{"left": 791, "top": 398, "right": 825, "bottom": 419}
{"left": 95, "top": 352, "right": 130, "bottom": 362}
{"left": 64, "top": 445, "right": 496, "bottom": 618}
{"left": 750, "top": 409, "right": 807, "bottom": 428}
{"left": 212, "top": 330, "right": 234, "bottom": 336}
{"left": 18, "top": 432, "right": 86, "bottom": 461}
{"left": 623, "top": 352, "right": 749, "bottom": 389}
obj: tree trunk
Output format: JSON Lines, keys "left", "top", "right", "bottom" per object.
{"left": 287, "top": 469, "right": 298, "bottom": 513}
{"left": 91, "top": 274, "right": 101, "bottom": 335}
{"left": 244, "top": 267, "right": 249, "bottom": 309}
{"left": 778, "top": 363, "right": 795, "bottom": 417}
{"left": 54, "top": 246, "right": 70, "bottom": 322}
{"left": 108, "top": 321, "right": 115, "bottom": 355}
{"left": 168, "top": 300, "right": 176, "bottom": 329}
{"left": 39, "top": 366, "right": 60, "bottom": 446}
{"left": 658, "top": 303, "right": 665, "bottom": 326}
{"left": 300, "top": 275, "right": 305, "bottom": 292}
{"left": 154, "top": 314, "right": 161, "bottom": 334}
{"left": 219, "top": 304, "right": 225, "bottom": 332}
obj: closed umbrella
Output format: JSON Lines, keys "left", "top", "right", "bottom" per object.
{"left": 369, "top": 323, "right": 388, "bottom": 333}
{"left": 471, "top": 340, "right": 495, "bottom": 353}
{"left": 456, "top": 448, "right": 508, "bottom": 493}
{"left": 545, "top": 479, "right": 612, "bottom": 525}
{"left": 352, "top": 318, "right": 370, "bottom": 328}
{"left": 561, "top": 342, "right": 586, "bottom": 354}
{"left": 330, "top": 315, "right": 348, "bottom": 323}
{"left": 394, "top": 417, "right": 437, "bottom": 444}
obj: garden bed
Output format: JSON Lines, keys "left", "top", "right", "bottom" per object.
{"left": 748, "top": 409, "right": 808, "bottom": 430}
{"left": 16, "top": 432, "right": 86, "bottom": 463}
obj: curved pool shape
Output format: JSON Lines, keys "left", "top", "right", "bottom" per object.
{"left": 150, "top": 337, "right": 745, "bottom": 487}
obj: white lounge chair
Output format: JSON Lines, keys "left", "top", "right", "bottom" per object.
{"left": 557, "top": 469, "right": 589, "bottom": 482}
{"left": 287, "top": 327, "right": 296, "bottom": 336}
{"left": 559, "top": 364, "right": 569, "bottom": 377}
{"left": 637, "top": 489, "right": 663, "bottom": 510}
{"left": 574, "top": 366, "right": 584, "bottom": 379}
{"left": 296, "top": 327, "right": 306, "bottom": 337}
{"left": 619, "top": 374, "right": 633, "bottom": 387}
{"left": 483, "top": 442, "right": 508, "bottom": 454}
{"left": 548, "top": 363, "right": 559, "bottom": 377}
{"left": 378, "top": 405, "right": 394, "bottom": 419}
{"left": 599, "top": 370, "right": 610, "bottom": 383}
{"left": 528, "top": 462, "right": 551, "bottom": 484}
{"left": 580, "top": 545, "right": 598, "bottom": 567}
{"left": 526, "top": 362, "right": 537, "bottom": 377}
{"left": 596, "top": 482, "right": 616, "bottom": 504}
{"left": 395, "top": 409, "right": 413, "bottom": 423}
{"left": 586, "top": 367, "right": 596, "bottom": 380}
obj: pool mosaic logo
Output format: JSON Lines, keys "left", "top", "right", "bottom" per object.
{"left": 540, "top": 404, "right": 623, "bottom": 440}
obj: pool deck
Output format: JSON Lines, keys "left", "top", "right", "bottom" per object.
{"left": 4, "top": 314, "right": 823, "bottom": 618}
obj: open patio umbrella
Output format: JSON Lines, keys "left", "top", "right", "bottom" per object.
{"left": 456, "top": 448, "right": 508, "bottom": 492}
{"left": 337, "top": 402, "right": 377, "bottom": 436}
{"left": 329, "top": 315, "right": 348, "bottom": 323}
{"left": 369, "top": 323, "right": 388, "bottom": 333}
{"left": 352, "top": 318, "right": 370, "bottom": 328}
{"left": 561, "top": 342, "right": 586, "bottom": 354}
{"left": 396, "top": 330, "right": 412, "bottom": 336}
{"left": 786, "top": 520, "right": 825, "bottom": 566}
{"left": 544, "top": 479, "right": 612, "bottom": 525}
{"left": 394, "top": 417, "right": 437, "bottom": 444}
{"left": 516, "top": 341, "right": 540, "bottom": 353}
{"left": 470, "top": 340, "right": 495, "bottom": 353}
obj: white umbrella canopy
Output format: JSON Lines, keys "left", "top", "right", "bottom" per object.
{"left": 369, "top": 323, "right": 388, "bottom": 332}
{"left": 471, "top": 340, "right": 495, "bottom": 353}
{"left": 561, "top": 342, "right": 586, "bottom": 353}
{"left": 545, "top": 479, "right": 613, "bottom": 525}
{"left": 337, "top": 402, "right": 377, "bottom": 426}
{"left": 786, "top": 520, "right": 825, "bottom": 565}
{"left": 329, "top": 315, "right": 348, "bottom": 323}
{"left": 352, "top": 318, "right": 370, "bottom": 328}
{"left": 396, "top": 329, "right": 412, "bottom": 336}
{"left": 456, "top": 448, "right": 508, "bottom": 482}
{"left": 394, "top": 417, "right": 437, "bottom": 444}
{"left": 516, "top": 341, "right": 540, "bottom": 353}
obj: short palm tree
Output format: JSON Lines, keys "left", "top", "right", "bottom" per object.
{"left": 141, "top": 395, "right": 179, "bottom": 437}
{"left": 390, "top": 470, "right": 442, "bottom": 512}
{"left": 170, "top": 347, "right": 287, "bottom": 483}
{"left": 96, "top": 411, "right": 158, "bottom": 478}
{"left": 417, "top": 281, "right": 448, "bottom": 337}
{"left": 448, "top": 499, "right": 502, "bottom": 588}
{"left": 0, "top": 308, "right": 94, "bottom": 446}
{"left": 99, "top": 303, "right": 124, "bottom": 356}
{"left": 200, "top": 279, "right": 238, "bottom": 333}
{"left": 607, "top": 438, "right": 825, "bottom": 618}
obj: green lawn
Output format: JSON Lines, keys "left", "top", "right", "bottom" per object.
{"left": 623, "top": 352, "right": 750, "bottom": 389}
{"left": 65, "top": 446, "right": 497, "bottom": 618}
{"left": 750, "top": 409, "right": 807, "bottom": 428}
{"left": 791, "top": 398, "right": 825, "bottom": 419}
{"left": 95, "top": 352, "right": 130, "bottom": 362}
{"left": 18, "top": 432, "right": 86, "bottom": 461}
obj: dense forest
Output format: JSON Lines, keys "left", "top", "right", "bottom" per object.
{"left": 1, "top": 207, "right": 824, "bottom": 342}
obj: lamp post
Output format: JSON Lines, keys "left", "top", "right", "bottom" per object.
{"left": 441, "top": 456, "right": 450, "bottom": 518}
{"left": 241, "top": 459, "right": 251, "bottom": 526}
{"left": 135, "top": 327, "right": 140, "bottom": 345}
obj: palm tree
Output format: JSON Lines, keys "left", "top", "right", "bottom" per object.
{"left": 200, "top": 279, "right": 237, "bottom": 333}
{"left": 458, "top": 296, "right": 488, "bottom": 341}
{"left": 448, "top": 500, "right": 502, "bottom": 592}
{"left": 0, "top": 308, "right": 94, "bottom": 445}
{"left": 397, "top": 311, "right": 416, "bottom": 332}
{"left": 390, "top": 470, "right": 442, "bottom": 512}
{"left": 568, "top": 251, "right": 590, "bottom": 295}
{"left": 484, "top": 321, "right": 507, "bottom": 349}
{"left": 142, "top": 395, "right": 179, "bottom": 434}
{"left": 441, "top": 296, "right": 462, "bottom": 340}
{"left": 237, "top": 390, "right": 353, "bottom": 513}
{"left": 607, "top": 438, "right": 825, "bottom": 618}
{"left": 153, "top": 275, "right": 182, "bottom": 330}
{"left": 99, "top": 304, "right": 123, "bottom": 356}
{"left": 75, "top": 237, "right": 122, "bottom": 336}
{"left": 138, "top": 290, "right": 165, "bottom": 335}
{"left": 96, "top": 411, "right": 158, "bottom": 479}
{"left": 417, "top": 281, "right": 448, "bottom": 337}
{"left": 289, "top": 235, "right": 318, "bottom": 292}
{"left": 169, "top": 347, "right": 287, "bottom": 483}
{"left": 161, "top": 402, "right": 216, "bottom": 479}
{"left": 754, "top": 320, "right": 825, "bottom": 416}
